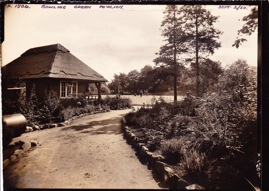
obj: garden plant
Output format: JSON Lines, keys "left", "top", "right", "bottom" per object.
{"left": 124, "top": 61, "right": 259, "bottom": 190}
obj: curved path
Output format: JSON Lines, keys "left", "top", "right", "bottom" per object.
{"left": 4, "top": 110, "right": 162, "bottom": 189}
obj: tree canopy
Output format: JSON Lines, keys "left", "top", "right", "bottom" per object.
{"left": 233, "top": 7, "right": 258, "bottom": 48}
{"left": 179, "top": 5, "right": 222, "bottom": 96}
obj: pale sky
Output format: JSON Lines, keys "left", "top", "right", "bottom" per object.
{"left": 2, "top": 4, "right": 258, "bottom": 82}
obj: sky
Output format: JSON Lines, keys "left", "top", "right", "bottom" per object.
{"left": 2, "top": 4, "right": 258, "bottom": 82}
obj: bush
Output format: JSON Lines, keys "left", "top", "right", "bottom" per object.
{"left": 36, "top": 90, "right": 62, "bottom": 124}
{"left": 61, "top": 97, "right": 87, "bottom": 108}
{"left": 145, "top": 129, "right": 164, "bottom": 151}
{"left": 60, "top": 106, "right": 76, "bottom": 121}
{"left": 20, "top": 84, "right": 39, "bottom": 125}
{"left": 160, "top": 138, "right": 185, "bottom": 165}
{"left": 101, "top": 84, "right": 111, "bottom": 94}
{"left": 85, "top": 104, "right": 95, "bottom": 113}
{"left": 104, "top": 96, "right": 132, "bottom": 110}
{"left": 124, "top": 112, "right": 139, "bottom": 127}
{"left": 180, "top": 149, "right": 208, "bottom": 177}
{"left": 177, "top": 96, "right": 200, "bottom": 116}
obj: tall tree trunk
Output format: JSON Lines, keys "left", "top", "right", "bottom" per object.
{"left": 174, "top": 50, "right": 177, "bottom": 103}
{"left": 173, "top": 11, "right": 177, "bottom": 103}
{"left": 195, "top": 9, "right": 200, "bottom": 97}
{"left": 95, "top": 82, "right": 101, "bottom": 102}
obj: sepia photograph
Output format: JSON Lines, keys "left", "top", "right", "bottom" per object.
{"left": 1, "top": 2, "right": 261, "bottom": 190}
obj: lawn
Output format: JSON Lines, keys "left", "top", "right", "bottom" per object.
{"left": 109, "top": 95, "right": 184, "bottom": 105}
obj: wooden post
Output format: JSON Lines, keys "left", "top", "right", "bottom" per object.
{"left": 95, "top": 82, "right": 101, "bottom": 102}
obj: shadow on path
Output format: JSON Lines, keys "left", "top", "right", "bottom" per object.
{"left": 61, "top": 115, "right": 125, "bottom": 135}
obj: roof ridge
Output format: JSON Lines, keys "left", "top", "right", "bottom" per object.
{"left": 21, "top": 43, "right": 69, "bottom": 56}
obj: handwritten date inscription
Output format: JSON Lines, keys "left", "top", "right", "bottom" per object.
{"left": 218, "top": 5, "right": 247, "bottom": 10}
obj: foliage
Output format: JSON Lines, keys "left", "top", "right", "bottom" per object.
{"left": 179, "top": 5, "right": 222, "bottom": 96}
{"left": 109, "top": 64, "right": 190, "bottom": 95}
{"left": 108, "top": 73, "right": 128, "bottom": 94}
{"left": 1, "top": 76, "right": 25, "bottom": 115}
{"left": 100, "top": 84, "right": 111, "bottom": 94}
{"left": 60, "top": 106, "right": 76, "bottom": 121}
{"left": 160, "top": 138, "right": 185, "bottom": 164}
{"left": 124, "top": 112, "right": 138, "bottom": 127}
{"left": 138, "top": 65, "right": 155, "bottom": 92}
{"left": 195, "top": 59, "right": 223, "bottom": 95}
{"left": 124, "top": 61, "right": 258, "bottom": 189}
{"left": 233, "top": 7, "right": 258, "bottom": 48}
{"left": 36, "top": 90, "right": 62, "bottom": 124}
{"left": 125, "top": 70, "right": 140, "bottom": 94}
{"left": 59, "top": 103, "right": 99, "bottom": 121}
{"left": 61, "top": 95, "right": 90, "bottom": 108}
{"left": 86, "top": 83, "right": 110, "bottom": 94}
{"left": 218, "top": 59, "right": 257, "bottom": 121}
{"left": 154, "top": 5, "right": 188, "bottom": 101}
{"left": 103, "top": 96, "right": 132, "bottom": 110}
{"left": 20, "top": 84, "right": 39, "bottom": 125}
{"left": 2, "top": 91, "right": 23, "bottom": 115}
{"left": 144, "top": 128, "right": 164, "bottom": 151}
{"left": 181, "top": 149, "right": 208, "bottom": 177}
{"left": 108, "top": 65, "right": 160, "bottom": 94}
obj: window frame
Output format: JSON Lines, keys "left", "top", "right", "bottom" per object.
{"left": 60, "top": 81, "right": 78, "bottom": 99}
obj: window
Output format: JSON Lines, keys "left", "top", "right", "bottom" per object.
{"left": 60, "top": 81, "right": 78, "bottom": 98}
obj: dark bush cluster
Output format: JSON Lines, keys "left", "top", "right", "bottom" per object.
{"left": 103, "top": 96, "right": 132, "bottom": 110}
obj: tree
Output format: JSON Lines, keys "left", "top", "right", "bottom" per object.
{"left": 138, "top": 65, "right": 154, "bottom": 92}
{"left": 126, "top": 70, "right": 140, "bottom": 93}
{"left": 195, "top": 58, "right": 223, "bottom": 94}
{"left": 179, "top": 5, "right": 222, "bottom": 96}
{"left": 108, "top": 73, "right": 128, "bottom": 94}
{"left": 218, "top": 59, "right": 256, "bottom": 110}
{"left": 149, "top": 66, "right": 174, "bottom": 93}
{"left": 154, "top": 5, "right": 188, "bottom": 102}
{"left": 233, "top": 7, "right": 258, "bottom": 48}
{"left": 100, "top": 83, "right": 111, "bottom": 94}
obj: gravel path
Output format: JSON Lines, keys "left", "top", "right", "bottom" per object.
{"left": 4, "top": 110, "right": 163, "bottom": 189}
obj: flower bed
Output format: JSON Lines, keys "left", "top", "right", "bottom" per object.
{"left": 123, "top": 94, "right": 259, "bottom": 190}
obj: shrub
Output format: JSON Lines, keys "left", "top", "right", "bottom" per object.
{"left": 160, "top": 138, "right": 185, "bottom": 165}
{"left": 101, "top": 84, "right": 111, "bottom": 94}
{"left": 145, "top": 129, "right": 164, "bottom": 151}
{"left": 61, "top": 97, "right": 86, "bottom": 108}
{"left": 2, "top": 95, "right": 22, "bottom": 115}
{"left": 104, "top": 96, "right": 132, "bottom": 110}
{"left": 75, "top": 107, "right": 86, "bottom": 115}
{"left": 177, "top": 96, "right": 200, "bottom": 116}
{"left": 36, "top": 90, "right": 62, "bottom": 124}
{"left": 85, "top": 104, "right": 95, "bottom": 113}
{"left": 180, "top": 149, "right": 208, "bottom": 177}
{"left": 20, "top": 84, "right": 39, "bottom": 125}
{"left": 60, "top": 106, "right": 76, "bottom": 121}
{"left": 124, "top": 112, "right": 139, "bottom": 127}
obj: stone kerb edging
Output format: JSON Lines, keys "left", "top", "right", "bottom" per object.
{"left": 121, "top": 117, "right": 205, "bottom": 190}
{"left": 3, "top": 140, "right": 39, "bottom": 170}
